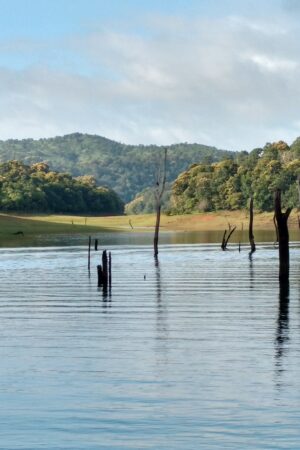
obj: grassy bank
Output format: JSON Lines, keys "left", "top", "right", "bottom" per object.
{"left": 1, "top": 210, "right": 299, "bottom": 237}
{"left": 0, "top": 213, "right": 109, "bottom": 236}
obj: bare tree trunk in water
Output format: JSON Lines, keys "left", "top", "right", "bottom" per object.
{"left": 154, "top": 204, "right": 161, "bottom": 258}
{"left": 273, "top": 213, "right": 279, "bottom": 244}
{"left": 249, "top": 197, "right": 256, "bottom": 254}
{"left": 274, "top": 190, "right": 292, "bottom": 281}
{"left": 154, "top": 148, "right": 167, "bottom": 258}
{"left": 221, "top": 223, "right": 236, "bottom": 250}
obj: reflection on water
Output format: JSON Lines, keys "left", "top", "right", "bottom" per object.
{"left": 154, "top": 258, "right": 169, "bottom": 367}
{"left": 0, "top": 243, "right": 299, "bottom": 449}
{"left": 275, "top": 281, "right": 290, "bottom": 386}
{"left": 248, "top": 252, "right": 255, "bottom": 291}
{"left": 99, "top": 285, "right": 112, "bottom": 307}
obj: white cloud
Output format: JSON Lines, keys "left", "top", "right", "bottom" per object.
{"left": 244, "top": 53, "right": 298, "bottom": 72}
{"left": 1, "top": 14, "right": 300, "bottom": 150}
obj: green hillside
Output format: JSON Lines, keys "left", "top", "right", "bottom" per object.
{"left": 170, "top": 140, "right": 300, "bottom": 213}
{"left": 0, "top": 133, "right": 234, "bottom": 202}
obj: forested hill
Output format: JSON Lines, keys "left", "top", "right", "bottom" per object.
{"left": 170, "top": 140, "right": 300, "bottom": 213}
{"left": 0, "top": 133, "right": 234, "bottom": 202}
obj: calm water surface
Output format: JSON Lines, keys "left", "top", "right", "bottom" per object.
{"left": 0, "top": 238, "right": 300, "bottom": 449}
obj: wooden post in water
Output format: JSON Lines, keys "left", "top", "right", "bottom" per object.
{"left": 108, "top": 252, "right": 112, "bottom": 289}
{"left": 95, "top": 239, "right": 98, "bottom": 251}
{"left": 102, "top": 250, "right": 108, "bottom": 286}
{"left": 274, "top": 189, "right": 292, "bottom": 281}
{"left": 273, "top": 213, "right": 279, "bottom": 244}
{"left": 88, "top": 236, "right": 91, "bottom": 273}
{"left": 249, "top": 197, "right": 256, "bottom": 254}
{"left": 97, "top": 265, "right": 104, "bottom": 286}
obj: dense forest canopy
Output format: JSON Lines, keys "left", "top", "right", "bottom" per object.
{"left": 0, "top": 133, "right": 234, "bottom": 202}
{"left": 1, "top": 135, "right": 300, "bottom": 215}
{"left": 170, "top": 140, "right": 300, "bottom": 213}
{"left": 0, "top": 160, "right": 124, "bottom": 214}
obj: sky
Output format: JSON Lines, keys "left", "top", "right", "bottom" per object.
{"left": 0, "top": 0, "right": 300, "bottom": 150}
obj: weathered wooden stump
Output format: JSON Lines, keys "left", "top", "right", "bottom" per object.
{"left": 274, "top": 190, "right": 292, "bottom": 281}
{"left": 97, "top": 265, "right": 104, "bottom": 286}
{"left": 97, "top": 250, "right": 112, "bottom": 291}
{"left": 88, "top": 236, "right": 91, "bottom": 274}
{"left": 108, "top": 251, "right": 112, "bottom": 289}
{"left": 249, "top": 197, "right": 256, "bottom": 254}
{"left": 102, "top": 250, "right": 108, "bottom": 286}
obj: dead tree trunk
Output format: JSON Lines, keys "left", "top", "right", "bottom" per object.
{"left": 108, "top": 251, "right": 112, "bottom": 289}
{"left": 88, "top": 236, "right": 91, "bottom": 274}
{"left": 274, "top": 190, "right": 292, "bottom": 281}
{"left": 249, "top": 197, "right": 256, "bottom": 254}
{"left": 102, "top": 250, "right": 108, "bottom": 287}
{"left": 154, "top": 204, "right": 161, "bottom": 257}
{"left": 221, "top": 223, "right": 236, "bottom": 250}
{"left": 273, "top": 213, "right": 279, "bottom": 244}
{"left": 97, "top": 265, "right": 104, "bottom": 286}
{"left": 221, "top": 230, "right": 227, "bottom": 250}
{"left": 154, "top": 148, "right": 167, "bottom": 257}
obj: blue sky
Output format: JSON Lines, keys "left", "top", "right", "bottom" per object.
{"left": 0, "top": 0, "right": 300, "bottom": 149}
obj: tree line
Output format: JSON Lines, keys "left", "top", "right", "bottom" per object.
{"left": 0, "top": 160, "right": 124, "bottom": 214}
{"left": 170, "top": 140, "right": 300, "bottom": 213}
{"left": 126, "top": 139, "right": 300, "bottom": 214}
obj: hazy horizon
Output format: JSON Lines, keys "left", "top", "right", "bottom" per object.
{"left": 0, "top": 130, "right": 299, "bottom": 153}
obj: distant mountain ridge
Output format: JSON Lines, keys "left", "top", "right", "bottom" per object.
{"left": 0, "top": 133, "right": 235, "bottom": 202}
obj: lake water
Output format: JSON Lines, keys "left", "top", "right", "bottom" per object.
{"left": 0, "top": 236, "right": 300, "bottom": 449}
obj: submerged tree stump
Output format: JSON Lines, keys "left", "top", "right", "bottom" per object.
{"left": 102, "top": 250, "right": 108, "bottom": 286}
{"left": 249, "top": 197, "right": 256, "bottom": 254}
{"left": 97, "top": 250, "right": 112, "bottom": 291}
{"left": 274, "top": 190, "right": 292, "bottom": 281}
{"left": 97, "top": 265, "right": 104, "bottom": 286}
{"left": 221, "top": 223, "right": 236, "bottom": 250}
{"left": 88, "top": 236, "right": 91, "bottom": 274}
{"left": 108, "top": 251, "right": 112, "bottom": 289}
{"left": 273, "top": 213, "right": 279, "bottom": 244}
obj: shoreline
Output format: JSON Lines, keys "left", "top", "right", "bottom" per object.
{"left": 0, "top": 210, "right": 299, "bottom": 237}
